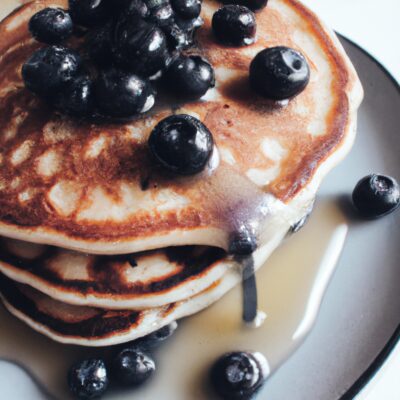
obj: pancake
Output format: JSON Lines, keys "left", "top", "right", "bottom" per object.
{"left": 0, "top": 272, "right": 172, "bottom": 346}
{"left": 0, "top": 0, "right": 363, "bottom": 347}
{"left": 0, "top": 257, "right": 260, "bottom": 346}
{"left": 0, "top": 237, "right": 229, "bottom": 309}
{"left": 0, "top": 226, "right": 287, "bottom": 346}
{"left": 0, "top": 221, "right": 287, "bottom": 309}
{"left": 0, "top": 0, "right": 363, "bottom": 255}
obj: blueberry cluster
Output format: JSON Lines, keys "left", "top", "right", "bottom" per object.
{"left": 22, "top": 0, "right": 214, "bottom": 120}
{"left": 68, "top": 322, "right": 177, "bottom": 399}
{"left": 23, "top": 0, "right": 311, "bottom": 178}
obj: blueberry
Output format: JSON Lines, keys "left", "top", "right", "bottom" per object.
{"left": 352, "top": 174, "right": 400, "bottom": 218}
{"left": 114, "top": 0, "right": 149, "bottom": 17}
{"left": 29, "top": 8, "right": 73, "bottom": 44}
{"left": 22, "top": 45, "right": 81, "bottom": 97}
{"left": 68, "top": 359, "right": 109, "bottom": 400}
{"left": 131, "top": 321, "right": 178, "bottom": 349}
{"left": 94, "top": 69, "right": 155, "bottom": 118}
{"left": 172, "top": 15, "right": 203, "bottom": 47}
{"left": 165, "top": 55, "right": 215, "bottom": 98}
{"left": 171, "top": 0, "right": 201, "bottom": 20}
{"left": 228, "top": 226, "right": 257, "bottom": 256}
{"left": 55, "top": 75, "right": 94, "bottom": 117}
{"left": 176, "top": 14, "right": 203, "bottom": 32}
{"left": 68, "top": 0, "right": 111, "bottom": 27}
{"left": 221, "top": 0, "right": 268, "bottom": 12}
{"left": 113, "top": 12, "right": 169, "bottom": 77}
{"left": 111, "top": 348, "right": 155, "bottom": 386}
{"left": 127, "top": 0, "right": 150, "bottom": 17}
{"left": 210, "top": 352, "right": 268, "bottom": 399}
{"left": 86, "top": 22, "right": 114, "bottom": 66}
{"left": 144, "top": 0, "right": 170, "bottom": 11}
{"left": 147, "top": 4, "right": 175, "bottom": 27}
{"left": 148, "top": 114, "right": 214, "bottom": 175}
{"left": 249, "top": 46, "right": 310, "bottom": 100}
{"left": 162, "top": 23, "right": 191, "bottom": 51}
{"left": 212, "top": 5, "right": 256, "bottom": 47}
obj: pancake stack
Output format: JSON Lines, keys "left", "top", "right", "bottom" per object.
{"left": 0, "top": 0, "right": 363, "bottom": 346}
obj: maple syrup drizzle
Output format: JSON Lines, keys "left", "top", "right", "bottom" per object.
{"left": 239, "top": 255, "right": 258, "bottom": 323}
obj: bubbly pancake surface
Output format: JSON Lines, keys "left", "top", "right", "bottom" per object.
{"left": 0, "top": 0, "right": 362, "bottom": 254}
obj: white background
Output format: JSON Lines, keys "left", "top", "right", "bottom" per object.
{"left": 302, "top": 0, "right": 400, "bottom": 82}
{"left": 295, "top": 1, "right": 399, "bottom": 399}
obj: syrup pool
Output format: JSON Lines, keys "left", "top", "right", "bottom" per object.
{"left": 0, "top": 198, "right": 348, "bottom": 399}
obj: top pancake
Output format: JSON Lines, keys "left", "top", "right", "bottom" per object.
{"left": 0, "top": 0, "right": 363, "bottom": 254}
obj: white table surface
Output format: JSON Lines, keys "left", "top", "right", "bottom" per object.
{"left": 301, "top": 0, "right": 400, "bottom": 83}
{"left": 279, "top": 1, "right": 400, "bottom": 399}
{"left": 357, "top": 341, "right": 400, "bottom": 400}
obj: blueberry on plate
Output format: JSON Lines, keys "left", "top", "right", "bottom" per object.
{"left": 68, "top": 0, "right": 111, "bottom": 27}
{"left": 210, "top": 351, "right": 268, "bottom": 399}
{"left": 352, "top": 174, "right": 400, "bottom": 218}
{"left": 111, "top": 348, "right": 156, "bottom": 386}
{"left": 68, "top": 359, "right": 109, "bottom": 400}
{"left": 113, "top": 12, "right": 169, "bottom": 77}
{"left": 94, "top": 69, "right": 155, "bottom": 118}
{"left": 131, "top": 321, "right": 178, "bottom": 349}
{"left": 29, "top": 7, "right": 73, "bottom": 44}
{"left": 22, "top": 45, "right": 81, "bottom": 97}
{"left": 165, "top": 55, "right": 215, "bottom": 98}
{"left": 212, "top": 5, "right": 256, "bottom": 46}
{"left": 221, "top": 0, "right": 268, "bottom": 12}
{"left": 55, "top": 75, "right": 94, "bottom": 117}
{"left": 148, "top": 114, "right": 214, "bottom": 175}
{"left": 171, "top": 0, "right": 202, "bottom": 20}
{"left": 249, "top": 46, "right": 310, "bottom": 100}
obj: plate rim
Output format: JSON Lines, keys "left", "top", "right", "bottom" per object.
{"left": 336, "top": 33, "right": 400, "bottom": 400}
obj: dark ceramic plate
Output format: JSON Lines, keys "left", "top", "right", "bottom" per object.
{"left": 263, "top": 35, "right": 400, "bottom": 400}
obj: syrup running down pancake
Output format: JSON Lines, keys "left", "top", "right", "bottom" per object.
{"left": 0, "top": 223, "right": 286, "bottom": 311}
{"left": 0, "top": 227, "right": 284, "bottom": 347}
